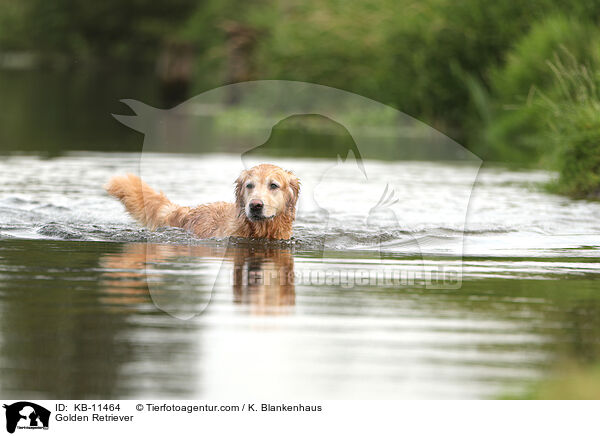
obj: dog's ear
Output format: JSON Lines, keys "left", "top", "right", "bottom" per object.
{"left": 286, "top": 171, "right": 300, "bottom": 208}
{"left": 234, "top": 170, "right": 248, "bottom": 208}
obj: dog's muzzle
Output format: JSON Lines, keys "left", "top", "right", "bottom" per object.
{"left": 247, "top": 199, "right": 275, "bottom": 221}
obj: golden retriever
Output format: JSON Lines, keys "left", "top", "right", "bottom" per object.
{"left": 105, "top": 164, "right": 300, "bottom": 239}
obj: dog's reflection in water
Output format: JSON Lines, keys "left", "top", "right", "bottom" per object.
{"left": 230, "top": 247, "right": 295, "bottom": 307}
{"left": 99, "top": 242, "right": 295, "bottom": 314}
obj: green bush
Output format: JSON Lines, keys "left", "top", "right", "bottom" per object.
{"left": 383, "top": 0, "right": 557, "bottom": 139}
{"left": 546, "top": 56, "right": 600, "bottom": 198}
{"left": 491, "top": 16, "right": 597, "bottom": 99}
{"left": 472, "top": 16, "right": 600, "bottom": 163}
{"left": 554, "top": 106, "right": 600, "bottom": 198}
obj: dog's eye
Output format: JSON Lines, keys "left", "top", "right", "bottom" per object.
{"left": 270, "top": 183, "right": 279, "bottom": 190}
{"left": 246, "top": 183, "right": 254, "bottom": 189}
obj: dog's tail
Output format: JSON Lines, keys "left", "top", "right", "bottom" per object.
{"left": 105, "top": 174, "right": 190, "bottom": 230}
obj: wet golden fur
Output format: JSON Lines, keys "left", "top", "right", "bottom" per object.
{"left": 105, "top": 164, "right": 300, "bottom": 239}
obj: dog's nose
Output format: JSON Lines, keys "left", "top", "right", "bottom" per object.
{"left": 249, "top": 199, "right": 264, "bottom": 211}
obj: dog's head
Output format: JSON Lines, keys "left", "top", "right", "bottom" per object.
{"left": 235, "top": 164, "right": 300, "bottom": 222}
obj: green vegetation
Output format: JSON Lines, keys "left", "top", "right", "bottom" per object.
{"left": 1, "top": 0, "right": 600, "bottom": 197}
{"left": 0, "top": 0, "right": 197, "bottom": 62}
{"left": 472, "top": 16, "right": 600, "bottom": 171}
{"left": 546, "top": 55, "right": 600, "bottom": 198}
{"left": 516, "top": 362, "right": 600, "bottom": 399}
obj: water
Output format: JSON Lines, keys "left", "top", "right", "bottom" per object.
{"left": 1, "top": 152, "right": 599, "bottom": 399}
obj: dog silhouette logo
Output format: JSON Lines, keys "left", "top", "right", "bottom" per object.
{"left": 111, "top": 80, "right": 481, "bottom": 318}
{"left": 3, "top": 402, "right": 50, "bottom": 434}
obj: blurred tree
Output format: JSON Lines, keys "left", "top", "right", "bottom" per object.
{"left": 0, "top": 0, "right": 197, "bottom": 62}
